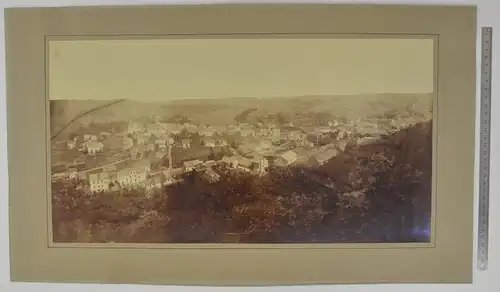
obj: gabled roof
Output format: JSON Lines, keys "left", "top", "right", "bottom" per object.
{"left": 279, "top": 150, "right": 298, "bottom": 163}
{"left": 312, "top": 149, "right": 339, "bottom": 164}
{"left": 183, "top": 160, "right": 202, "bottom": 168}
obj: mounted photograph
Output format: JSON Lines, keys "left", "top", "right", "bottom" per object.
{"left": 48, "top": 37, "right": 435, "bottom": 244}
{"left": 6, "top": 4, "right": 477, "bottom": 285}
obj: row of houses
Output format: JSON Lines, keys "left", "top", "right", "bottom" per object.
{"left": 66, "top": 131, "right": 113, "bottom": 149}
{"left": 220, "top": 155, "right": 269, "bottom": 174}
{"left": 272, "top": 140, "right": 348, "bottom": 168}
{"left": 129, "top": 120, "right": 283, "bottom": 140}
{"left": 87, "top": 160, "right": 151, "bottom": 193}
{"left": 66, "top": 137, "right": 105, "bottom": 155}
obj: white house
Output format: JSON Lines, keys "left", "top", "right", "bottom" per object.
{"left": 309, "top": 149, "right": 339, "bottom": 166}
{"left": 240, "top": 128, "right": 255, "bottom": 137}
{"left": 123, "top": 137, "right": 134, "bottom": 150}
{"left": 315, "top": 126, "right": 332, "bottom": 134}
{"left": 256, "top": 128, "right": 270, "bottom": 137}
{"left": 183, "top": 159, "right": 203, "bottom": 172}
{"left": 67, "top": 140, "right": 77, "bottom": 149}
{"left": 155, "top": 139, "right": 168, "bottom": 150}
{"left": 86, "top": 141, "right": 104, "bottom": 155}
{"left": 252, "top": 156, "right": 269, "bottom": 174}
{"left": 356, "top": 137, "right": 379, "bottom": 146}
{"left": 274, "top": 150, "right": 298, "bottom": 167}
{"left": 136, "top": 135, "right": 149, "bottom": 145}
{"left": 184, "top": 124, "right": 199, "bottom": 134}
{"left": 117, "top": 165, "right": 148, "bottom": 187}
{"left": 147, "top": 174, "right": 165, "bottom": 190}
{"left": 199, "top": 127, "right": 219, "bottom": 137}
{"left": 217, "top": 139, "right": 228, "bottom": 147}
{"left": 222, "top": 156, "right": 240, "bottom": 168}
{"left": 89, "top": 172, "right": 110, "bottom": 193}
{"left": 257, "top": 140, "right": 273, "bottom": 151}
{"left": 203, "top": 138, "right": 227, "bottom": 147}
{"left": 203, "top": 139, "right": 217, "bottom": 148}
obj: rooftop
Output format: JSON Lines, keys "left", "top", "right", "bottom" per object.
{"left": 117, "top": 166, "right": 145, "bottom": 178}
{"left": 183, "top": 160, "right": 203, "bottom": 168}
{"left": 280, "top": 150, "right": 298, "bottom": 163}
{"left": 239, "top": 157, "right": 253, "bottom": 168}
{"left": 312, "top": 149, "right": 339, "bottom": 164}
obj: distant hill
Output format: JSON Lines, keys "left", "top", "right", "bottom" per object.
{"left": 50, "top": 93, "right": 433, "bottom": 137}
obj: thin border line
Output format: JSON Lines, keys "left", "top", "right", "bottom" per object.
{"left": 45, "top": 32, "right": 439, "bottom": 37}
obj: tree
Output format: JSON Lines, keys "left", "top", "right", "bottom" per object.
{"left": 276, "top": 113, "right": 287, "bottom": 125}
{"left": 179, "top": 128, "right": 190, "bottom": 138}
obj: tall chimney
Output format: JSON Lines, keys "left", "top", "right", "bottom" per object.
{"left": 168, "top": 143, "right": 173, "bottom": 169}
{"left": 167, "top": 131, "right": 173, "bottom": 170}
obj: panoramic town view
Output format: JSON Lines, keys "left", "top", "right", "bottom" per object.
{"left": 50, "top": 93, "right": 433, "bottom": 244}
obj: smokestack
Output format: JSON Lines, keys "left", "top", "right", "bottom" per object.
{"left": 167, "top": 133, "right": 174, "bottom": 170}
{"left": 168, "top": 144, "right": 173, "bottom": 169}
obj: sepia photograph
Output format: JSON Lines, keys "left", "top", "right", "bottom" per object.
{"left": 49, "top": 37, "right": 435, "bottom": 244}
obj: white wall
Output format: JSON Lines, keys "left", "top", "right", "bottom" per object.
{"left": 0, "top": 0, "right": 498, "bottom": 292}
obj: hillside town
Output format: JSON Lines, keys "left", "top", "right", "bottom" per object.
{"left": 51, "top": 110, "right": 429, "bottom": 196}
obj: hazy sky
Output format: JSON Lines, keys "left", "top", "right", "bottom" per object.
{"left": 48, "top": 38, "right": 435, "bottom": 101}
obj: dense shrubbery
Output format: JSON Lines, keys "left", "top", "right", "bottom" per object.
{"left": 52, "top": 121, "right": 432, "bottom": 244}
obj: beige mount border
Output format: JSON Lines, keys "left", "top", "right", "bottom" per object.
{"left": 5, "top": 4, "right": 476, "bottom": 285}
